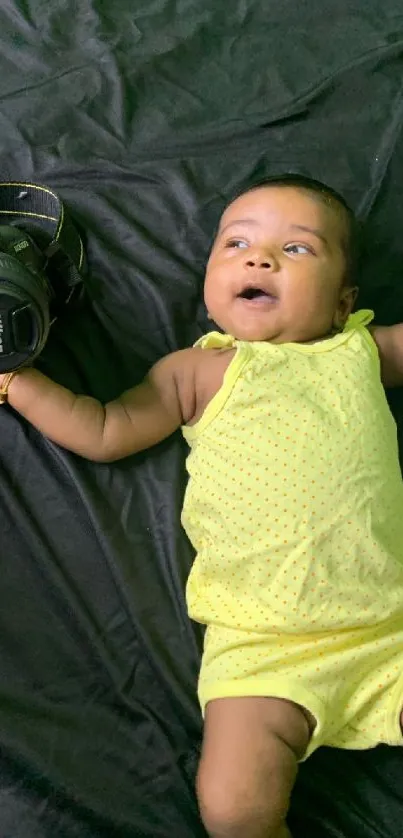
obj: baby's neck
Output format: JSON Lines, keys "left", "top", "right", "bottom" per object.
{"left": 232, "top": 327, "right": 341, "bottom": 346}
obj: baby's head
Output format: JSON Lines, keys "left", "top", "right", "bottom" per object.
{"left": 204, "top": 174, "right": 360, "bottom": 343}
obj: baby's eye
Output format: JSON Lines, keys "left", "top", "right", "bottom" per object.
{"left": 225, "top": 238, "right": 248, "bottom": 249}
{"left": 284, "top": 243, "right": 314, "bottom": 255}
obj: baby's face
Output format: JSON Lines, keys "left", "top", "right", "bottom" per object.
{"left": 204, "top": 186, "right": 355, "bottom": 343}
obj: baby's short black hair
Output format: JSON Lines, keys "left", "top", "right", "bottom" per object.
{"left": 233, "top": 173, "right": 360, "bottom": 289}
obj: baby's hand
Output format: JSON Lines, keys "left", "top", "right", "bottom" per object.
{"left": 0, "top": 366, "right": 106, "bottom": 454}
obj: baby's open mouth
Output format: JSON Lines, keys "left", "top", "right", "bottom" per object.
{"left": 238, "top": 287, "right": 277, "bottom": 301}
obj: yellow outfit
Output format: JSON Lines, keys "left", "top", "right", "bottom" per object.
{"left": 181, "top": 310, "right": 403, "bottom": 757}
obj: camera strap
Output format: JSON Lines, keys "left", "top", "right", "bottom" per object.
{"left": 0, "top": 182, "right": 86, "bottom": 295}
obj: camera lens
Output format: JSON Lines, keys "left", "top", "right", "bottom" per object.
{"left": 0, "top": 278, "right": 48, "bottom": 373}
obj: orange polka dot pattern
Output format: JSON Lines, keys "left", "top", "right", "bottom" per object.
{"left": 181, "top": 311, "right": 403, "bottom": 751}
{"left": 182, "top": 311, "right": 403, "bottom": 636}
{"left": 198, "top": 619, "right": 403, "bottom": 754}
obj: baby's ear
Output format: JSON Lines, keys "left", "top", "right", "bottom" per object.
{"left": 333, "top": 285, "right": 358, "bottom": 329}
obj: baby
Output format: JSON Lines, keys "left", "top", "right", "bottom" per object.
{"left": 3, "top": 174, "right": 403, "bottom": 838}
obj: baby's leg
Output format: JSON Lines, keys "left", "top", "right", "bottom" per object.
{"left": 197, "top": 696, "right": 312, "bottom": 838}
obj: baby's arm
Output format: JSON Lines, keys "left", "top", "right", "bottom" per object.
{"left": 0, "top": 349, "right": 197, "bottom": 461}
{"left": 371, "top": 324, "right": 403, "bottom": 387}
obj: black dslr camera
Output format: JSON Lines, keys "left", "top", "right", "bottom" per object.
{"left": 0, "top": 182, "right": 86, "bottom": 373}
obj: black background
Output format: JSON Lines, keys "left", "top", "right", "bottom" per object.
{"left": 1, "top": 1, "right": 403, "bottom": 835}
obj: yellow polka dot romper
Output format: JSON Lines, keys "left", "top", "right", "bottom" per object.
{"left": 181, "top": 311, "right": 403, "bottom": 757}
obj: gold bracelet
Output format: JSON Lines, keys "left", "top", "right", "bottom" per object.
{"left": 0, "top": 371, "right": 17, "bottom": 405}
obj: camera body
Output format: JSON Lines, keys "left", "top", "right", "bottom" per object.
{"left": 0, "top": 183, "right": 85, "bottom": 374}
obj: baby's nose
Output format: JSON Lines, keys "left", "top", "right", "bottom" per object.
{"left": 245, "top": 255, "right": 272, "bottom": 269}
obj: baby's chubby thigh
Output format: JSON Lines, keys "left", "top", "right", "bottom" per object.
{"left": 197, "top": 695, "right": 311, "bottom": 838}
{"left": 195, "top": 626, "right": 318, "bottom": 838}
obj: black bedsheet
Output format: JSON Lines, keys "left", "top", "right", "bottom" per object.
{"left": 1, "top": 1, "right": 403, "bottom": 835}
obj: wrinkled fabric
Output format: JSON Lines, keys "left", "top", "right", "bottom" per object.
{"left": 0, "top": 1, "right": 403, "bottom": 836}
